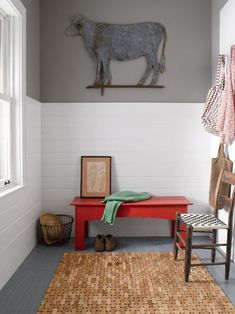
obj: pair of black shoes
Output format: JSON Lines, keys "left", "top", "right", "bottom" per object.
{"left": 95, "top": 234, "right": 116, "bottom": 251}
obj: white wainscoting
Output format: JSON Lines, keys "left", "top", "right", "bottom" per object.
{"left": 42, "top": 102, "right": 211, "bottom": 237}
{"left": 214, "top": 0, "right": 235, "bottom": 261}
{"left": 0, "top": 97, "right": 41, "bottom": 290}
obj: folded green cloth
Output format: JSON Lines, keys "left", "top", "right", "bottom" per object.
{"left": 101, "top": 191, "right": 152, "bottom": 225}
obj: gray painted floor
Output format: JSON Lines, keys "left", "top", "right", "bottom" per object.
{"left": 0, "top": 237, "right": 235, "bottom": 313}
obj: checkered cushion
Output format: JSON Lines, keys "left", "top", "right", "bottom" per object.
{"left": 180, "top": 213, "right": 228, "bottom": 231}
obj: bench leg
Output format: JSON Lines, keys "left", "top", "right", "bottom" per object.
{"left": 75, "top": 218, "right": 85, "bottom": 250}
{"left": 85, "top": 221, "right": 89, "bottom": 238}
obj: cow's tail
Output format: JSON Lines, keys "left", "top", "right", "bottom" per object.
{"left": 159, "top": 25, "right": 167, "bottom": 73}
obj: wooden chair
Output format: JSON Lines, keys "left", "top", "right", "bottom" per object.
{"left": 173, "top": 169, "right": 235, "bottom": 282}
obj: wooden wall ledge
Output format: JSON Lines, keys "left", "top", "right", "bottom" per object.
{"left": 86, "top": 84, "right": 165, "bottom": 96}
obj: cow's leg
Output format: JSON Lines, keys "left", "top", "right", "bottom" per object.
{"left": 151, "top": 61, "right": 160, "bottom": 85}
{"left": 138, "top": 55, "right": 153, "bottom": 86}
{"left": 103, "top": 60, "right": 112, "bottom": 85}
{"left": 94, "top": 57, "right": 102, "bottom": 86}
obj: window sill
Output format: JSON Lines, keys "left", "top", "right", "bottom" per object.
{"left": 0, "top": 184, "right": 24, "bottom": 199}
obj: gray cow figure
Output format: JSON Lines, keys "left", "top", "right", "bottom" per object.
{"left": 66, "top": 15, "right": 167, "bottom": 86}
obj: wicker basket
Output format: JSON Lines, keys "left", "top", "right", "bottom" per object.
{"left": 40, "top": 214, "right": 74, "bottom": 245}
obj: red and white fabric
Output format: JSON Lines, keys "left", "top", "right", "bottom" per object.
{"left": 201, "top": 54, "right": 226, "bottom": 136}
{"left": 217, "top": 45, "right": 235, "bottom": 145}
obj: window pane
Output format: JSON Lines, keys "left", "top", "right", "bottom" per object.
{"left": 0, "top": 16, "right": 3, "bottom": 93}
{"left": 0, "top": 100, "right": 11, "bottom": 185}
{"left": 0, "top": 11, "right": 7, "bottom": 96}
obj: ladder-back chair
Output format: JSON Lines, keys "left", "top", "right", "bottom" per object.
{"left": 173, "top": 169, "right": 235, "bottom": 282}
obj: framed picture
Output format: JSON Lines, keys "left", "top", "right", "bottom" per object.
{"left": 80, "top": 156, "right": 111, "bottom": 198}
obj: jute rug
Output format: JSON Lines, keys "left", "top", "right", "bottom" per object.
{"left": 38, "top": 252, "right": 235, "bottom": 314}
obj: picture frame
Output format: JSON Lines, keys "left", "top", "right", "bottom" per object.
{"left": 80, "top": 156, "right": 111, "bottom": 198}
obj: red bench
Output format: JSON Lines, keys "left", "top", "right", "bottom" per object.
{"left": 71, "top": 196, "right": 192, "bottom": 250}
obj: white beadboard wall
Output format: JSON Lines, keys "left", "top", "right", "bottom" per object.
{"left": 42, "top": 102, "right": 211, "bottom": 237}
{"left": 0, "top": 97, "right": 41, "bottom": 290}
{"left": 212, "top": 0, "right": 235, "bottom": 260}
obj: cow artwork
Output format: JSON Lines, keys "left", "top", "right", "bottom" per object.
{"left": 66, "top": 15, "right": 167, "bottom": 86}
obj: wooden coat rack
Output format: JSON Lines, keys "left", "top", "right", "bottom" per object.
{"left": 86, "top": 84, "right": 165, "bottom": 96}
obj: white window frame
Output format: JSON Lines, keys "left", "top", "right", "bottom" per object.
{"left": 0, "top": 9, "right": 7, "bottom": 94}
{"left": 0, "top": 12, "right": 11, "bottom": 189}
{"left": 0, "top": 0, "right": 26, "bottom": 196}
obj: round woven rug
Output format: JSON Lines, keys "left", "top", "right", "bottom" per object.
{"left": 38, "top": 252, "right": 235, "bottom": 313}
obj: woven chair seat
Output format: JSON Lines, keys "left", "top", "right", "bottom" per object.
{"left": 180, "top": 213, "right": 228, "bottom": 231}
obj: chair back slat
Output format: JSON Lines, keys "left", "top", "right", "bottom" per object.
{"left": 217, "top": 194, "right": 232, "bottom": 212}
{"left": 216, "top": 170, "right": 235, "bottom": 229}
{"left": 221, "top": 170, "right": 235, "bottom": 185}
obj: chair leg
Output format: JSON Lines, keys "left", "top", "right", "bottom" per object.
{"left": 173, "top": 212, "right": 181, "bottom": 260}
{"left": 211, "top": 229, "right": 217, "bottom": 263}
{"left": 184, "top": 225, "right": 193, "bottom": 282}
{"left": 225, "top": 228, "right": 232, "bottom": 280}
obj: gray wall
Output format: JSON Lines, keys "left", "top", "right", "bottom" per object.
{"left": 21, "top": 0, "right": 40, "bottom": 101}
{"left": 211, "top": 0, "right": 228, "bottom": 82}
{"left": 40, "top": 0, "right": 212, "bottom": 103}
